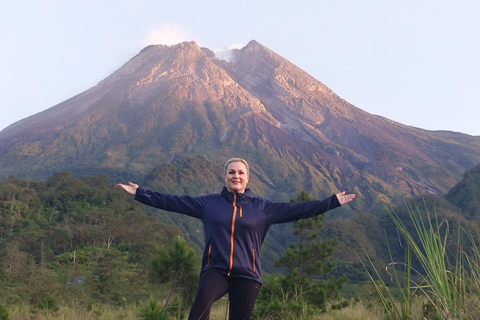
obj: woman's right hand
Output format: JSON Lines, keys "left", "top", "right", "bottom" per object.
{"left": 336, "top": 191, "right": 356, "bottom": 205}
{"left": 117, "top": 182, "right": 139, "bottom": 195}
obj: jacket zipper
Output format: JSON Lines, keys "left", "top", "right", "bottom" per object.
{"left": 205, "top": 245, "right": 212, "bottom": 267}
{"left": 252, "top": 248, "right": 256, "bottom": 272}
{"left": 228, "top": 193, "right": 238, "bottom": 275}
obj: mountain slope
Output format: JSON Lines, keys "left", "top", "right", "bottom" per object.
{"left": 445, "top": 164, "right": 480, "bottom": 219}
{"left": 0, "top": 40, "right": 479, "bottom": 211}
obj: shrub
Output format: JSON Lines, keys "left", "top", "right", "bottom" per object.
{"left": 165, "top": 296, "right": 187, "bottom": 320}
{"left": 139, "top": 299, "right": 169, "bottom": 320}
{"left": 0, "top": 305, "right": 9, "bottom": 320}
{"left": 38, "top": 294, "right": 59, "bottom": 312}
{"left": 330, "top": 299, "right": 349, "bottom": 310}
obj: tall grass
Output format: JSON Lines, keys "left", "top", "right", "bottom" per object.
{"left": 6, "top": 303, "right": 139, "bottom": 320}
{"left": 5, "top": 300, "right": 387, "bottom": 320}
{"left": 364, "top": 200, "right": 480, "bottom": 319}
{"left": 361, "top": 238, "right": 415, "bottom": 320}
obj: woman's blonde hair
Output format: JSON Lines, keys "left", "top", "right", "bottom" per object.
{"left": 224, "top": 158, "right": 250, "bottom": 175}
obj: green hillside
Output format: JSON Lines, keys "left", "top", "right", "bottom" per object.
{"left": 1, "top": 160, "right": 480, "bottom": 311}
{"left": 0, "top": 172, "right": 180, "bottom": 306}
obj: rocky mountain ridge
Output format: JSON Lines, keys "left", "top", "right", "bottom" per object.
{"left": 1, "top": 40, "right": 479, "bottom": 210}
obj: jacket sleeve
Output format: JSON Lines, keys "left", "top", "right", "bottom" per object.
{"left": 134, "top": 188, "right": 207, "bottom": 219}
{"left": 264, "top": 194, "right": 341, "bottom": 225}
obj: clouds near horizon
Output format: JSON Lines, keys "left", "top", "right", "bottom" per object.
{"left": 143, "top": 23, "right": 191, "bottom": 46}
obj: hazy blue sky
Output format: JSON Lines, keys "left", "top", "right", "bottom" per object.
{"left": 1, "top": 0, "right": 479, "bottom": 135}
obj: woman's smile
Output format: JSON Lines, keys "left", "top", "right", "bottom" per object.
{"left": 225, "top": 161, "right": 249, "bottom": 194}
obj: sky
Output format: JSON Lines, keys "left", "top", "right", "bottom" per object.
{"left": 1, "top": 0, "right": 479, "bottom": 136}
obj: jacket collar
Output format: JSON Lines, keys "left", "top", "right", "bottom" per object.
{"left": 221, "top": 186, "right": 252, "bottom": 201}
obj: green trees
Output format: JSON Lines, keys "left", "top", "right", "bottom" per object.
{"left": 278, "top": 190, "right": 347, "bottom": 307}
{"left": 1, "top": 173, "right": 350, "bottom": 318}
{"left": 277, "top": 190, "right": 338, "bottom": 283}
{"left": 0, "top": 173, "right": 180, "bottom": 306}
{"left": 253, "top": 190, "right": 347, "bottom": 319}
{"left": 150, "top": 235, "right": 199, "bottom": 309}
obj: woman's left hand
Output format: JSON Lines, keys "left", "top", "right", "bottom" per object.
{"left": 336, "top": 191, "right": 356, "bottom": 205}
{"left": 117, "top": 182, "right": 139, "bottom": 195}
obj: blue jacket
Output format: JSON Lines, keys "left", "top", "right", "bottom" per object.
{"left": 135, "top": 186, "right": 341, "bottom": 284}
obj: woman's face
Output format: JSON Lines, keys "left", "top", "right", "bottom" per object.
{"left": 225, "top": 161, "right": 249, "bottom": 194}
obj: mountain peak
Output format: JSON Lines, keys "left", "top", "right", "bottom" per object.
{"left": 243, "top": 39, "right": 263, "bottom": 51}
{"left": 142, "top": 40, "right": 201, "bottom": 51}
{"left": 1, "top": 40, "right": 479, "bottom": 208}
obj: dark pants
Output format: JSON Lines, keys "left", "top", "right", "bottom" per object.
{"left": 188, "top": 270, "right": 261, "bottom": 320}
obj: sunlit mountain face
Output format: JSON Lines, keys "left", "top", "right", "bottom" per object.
{"left": 1, "top": 40, "right": 479, "bottom": 212}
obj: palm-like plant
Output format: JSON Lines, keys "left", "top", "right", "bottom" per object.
{"left": 151, "top": 235, "right": 198, "bottom": 309}
{"left": 139, "top": 299, "right": 169, "bottom": 320}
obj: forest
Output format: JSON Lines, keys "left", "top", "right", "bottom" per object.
{"left": 0, "top": 173, "right": 180, "bottom": 305}
{"left": 0, "top": 172, "right": 349, "bottom": 318}
{"left": 1, "top": 167, "right": 480, "bottom": 319}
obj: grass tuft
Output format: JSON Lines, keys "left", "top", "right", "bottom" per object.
{"left": 363, "top": 199, "right": 480, "bottom": 319}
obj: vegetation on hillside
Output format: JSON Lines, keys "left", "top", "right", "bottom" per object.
{"left": 0, "top": 171, "right": 357, "bottom": 318}
{"left": 253, "top": 190, "right": 348, "bottom": 319}
{"left": 2, "top": 162, "right": 480, "bottom": 319}
{"left": 0, "top": 172, "right": 181, "bottom": 307}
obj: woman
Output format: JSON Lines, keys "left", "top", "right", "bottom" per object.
{"left": 118, "top": 158, "right": 355, "bottom": 320}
